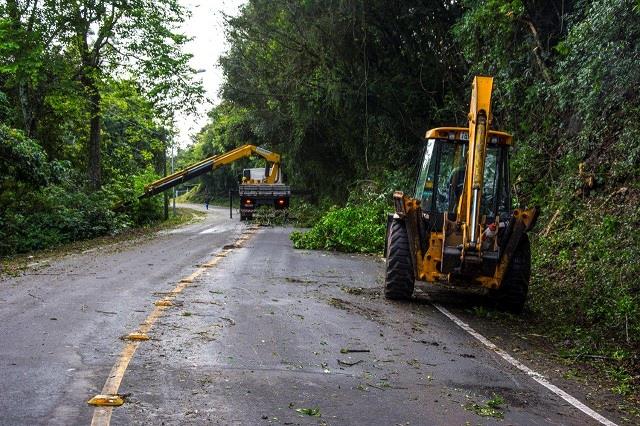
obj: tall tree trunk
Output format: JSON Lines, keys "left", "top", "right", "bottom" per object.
{"left": 18, "top": 83, "right": 37, "bottom": 138}
{"left": 163, "top": 148, "right": 169, "bottom": 220}
{"left": 6, "top": 0, "right": 38, "bottom": 138}
{"left": 84, "top": 76, "right": 102, "bottom": 189}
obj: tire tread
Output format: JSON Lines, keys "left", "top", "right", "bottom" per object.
{"left": 492, "top": 234, "right": 531, "bottom": 313}
{"left": 384, "top": 221, "right": 415, "bottom": 300}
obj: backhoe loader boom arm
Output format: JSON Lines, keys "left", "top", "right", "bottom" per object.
{"left": 459, "top": 76, "right": 494, "bottom": 250}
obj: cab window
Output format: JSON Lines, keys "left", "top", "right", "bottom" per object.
{"left": 417, "top": 138, "right": 510, "bottom": 218}
{"left": 414, "top": 139, "right": 436, "bottom": 207}
{"left": 435, "top": 141, "right": 467, "bottom": 213}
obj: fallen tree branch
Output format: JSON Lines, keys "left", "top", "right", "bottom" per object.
{"left": 540, "top": 209, "right": 561, "bottom": 237}
{"left": 597, "top": 187, "right": 628, "bottom": 210}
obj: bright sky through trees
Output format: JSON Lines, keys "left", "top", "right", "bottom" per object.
{"left": 176, "top": 0, "right": 247, "bottom": 147}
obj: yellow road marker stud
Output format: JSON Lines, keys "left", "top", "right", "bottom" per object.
{"left": 209, "top": 254, "right": 225, "bottom": 263}
{"left": 123, "top": 332, "right": 149, "bottom": 341}
{"left": 87, "top": 394, "right": 125, "bottom": 407}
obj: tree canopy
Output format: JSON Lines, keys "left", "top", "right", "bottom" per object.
{"left": 0, "top": 0, "right": 203, "bottom": 252}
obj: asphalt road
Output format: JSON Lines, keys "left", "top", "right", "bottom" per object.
{"left": 0, "top": 205, "right": 611, "bottom": 425}
{"left": 0, "top": 204, "right": 242, "bottom": 425}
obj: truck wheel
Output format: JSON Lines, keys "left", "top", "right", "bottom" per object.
{"left": 492, "top": 234, "right": 531, "bottom": 313}
{"left": 384, "top": 220, "right": 415, "bottom": 300}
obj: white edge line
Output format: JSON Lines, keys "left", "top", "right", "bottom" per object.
{"left": 432, "top": 303, "right": 618, "bottom": 426}
{"left": 199, "top": 227, "right": 217, "bottom": 234}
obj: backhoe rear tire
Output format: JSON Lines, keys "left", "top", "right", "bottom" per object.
{"left": 384, "top": 220, "right": 415, "bottom": 300}
{"left": 491, "top": 234, "right": 531, "bottom": 313}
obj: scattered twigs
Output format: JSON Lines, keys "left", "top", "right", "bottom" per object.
{"left": 597, "top": 187, "right": 628, "bottom": 210}
{"left": 340, "top": 348, "right": 370, "bottom": 353}
{"left": 337, "top": 359, "right": 364, "bottom": 367}
{"left": 540, "top": 209, "right": 561, "bottom": 237}
{"left": 365, "top": 382, "right": 386, "bottom": 391}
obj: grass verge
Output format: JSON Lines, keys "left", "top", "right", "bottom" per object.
{"left": 459, "top": 305, "right": 640, "bottom": 423}
{"left": 0, "top": 207, "right": 205, "bottom": 277}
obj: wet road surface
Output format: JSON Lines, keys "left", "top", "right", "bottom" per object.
{"left": 0, "top": 205, "right": 242, "bottom": 425}
{"left": 0, "top": 209, "right": 610, "bottom": 425}
{"left": 111, "top": 228, "right": 598, "bottom": 425}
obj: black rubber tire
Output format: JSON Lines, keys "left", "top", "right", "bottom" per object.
{"left": 384, "top": 220, "right": 415, "bottom": 300}
{"left": 491, "top": 234, "right": 531, "bottom": 313}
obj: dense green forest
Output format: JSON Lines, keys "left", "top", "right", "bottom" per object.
{"left": 0, "top": 0, "right": 203, "bottom": 253}
{"left": 2, "top": 0, "right": 638, "bottom": 398}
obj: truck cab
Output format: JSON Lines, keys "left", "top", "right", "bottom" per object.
{"left": 242, "top": 166, "right": 283, "bottom": 184}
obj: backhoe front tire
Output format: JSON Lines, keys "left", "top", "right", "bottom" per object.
{"left": 491, "top": 234, "right": 531, "bottom": 313}
{"left": 384, "top": 220, "right": 415, "bottom": 300}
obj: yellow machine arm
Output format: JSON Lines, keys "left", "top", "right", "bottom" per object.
{"left": 459, "top": 76, "right": 494, "bottom": 250}
{"left": 140, "top": 144, "right": 281, "bottom": 199}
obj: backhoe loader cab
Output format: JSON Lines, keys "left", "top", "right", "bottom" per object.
{"left": 384, "top": 77, "right": 539, "bottom": 312}
{"left": 415, "top": 129, "right": 512, "bottom": 227}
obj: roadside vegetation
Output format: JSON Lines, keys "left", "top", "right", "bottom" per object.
{"left": 1, "top": 207, "right": 204, "bottom": 277}
{"left": 290, "top": 178, "right": 407, "bottom": 253}
{"left": 0, "top": 1, "right": 203, "bottom": 257}
{"left": 290, "top": 201, "right": 387, "bottom": 253}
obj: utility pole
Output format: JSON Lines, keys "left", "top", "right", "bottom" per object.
{"left": 171, "top": 142, "right": 176, "bottom": 216}
{"left": 163, "top": 146, "right": 169, "bottom": 220}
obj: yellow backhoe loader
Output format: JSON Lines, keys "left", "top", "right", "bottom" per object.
{"left": 140, "top": 144, "right": 290, "bottom": 220}
{"left": 384, "top": 76, "right": 539, "bottom": 312}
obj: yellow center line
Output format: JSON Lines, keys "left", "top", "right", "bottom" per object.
{"left": 90, "top": 227, "right": 259, "bottom": 426}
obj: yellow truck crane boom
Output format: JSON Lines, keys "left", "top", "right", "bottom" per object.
{"left": 140, "top": 145, "right": 281, "bottom": 199}
{"left": 384, "top": 76, "right": 539, "bottom": 312}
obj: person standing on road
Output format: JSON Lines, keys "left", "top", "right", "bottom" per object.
{"left": 205, "top": 189, "right": 211, "bottom": 210}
